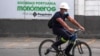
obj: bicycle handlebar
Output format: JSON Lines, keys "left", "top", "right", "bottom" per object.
{"left": 73, "top": 29, "right": 82, "bottom": 34}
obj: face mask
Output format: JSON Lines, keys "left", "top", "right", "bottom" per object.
{"left": 64, "top": 12, "right": 68, "bottom": 15}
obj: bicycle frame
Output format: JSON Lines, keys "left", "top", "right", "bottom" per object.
{"left": 39, "top": 29, "right": 92, "bottom": 56}
{"left": 76, "top": 40, "right": 84, "bottom": 54}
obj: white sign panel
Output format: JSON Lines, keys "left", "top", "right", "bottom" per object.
{"left": 0, "top": 0, "right": 74, "bottom": 20}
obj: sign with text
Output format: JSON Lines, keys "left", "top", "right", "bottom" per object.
{"left": 0, "top": 0, "right": 74, "bottom": 20}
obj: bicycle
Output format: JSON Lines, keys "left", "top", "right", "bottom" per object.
{"left": 38, "top": 29, "right": 92, "bottom": 56}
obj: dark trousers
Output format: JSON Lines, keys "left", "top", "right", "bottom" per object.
{"left": 52, "top": 27, "right": 71, "bottom": 40}
{"left": 52, "top": 27, "right": 76, "bottom": 54}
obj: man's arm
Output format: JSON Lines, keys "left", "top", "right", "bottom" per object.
{"left": 67, "top": 16, "right": 85, "bottom": 31}
{"left": 56, "top": 18, "right": 74, "bottom": 32}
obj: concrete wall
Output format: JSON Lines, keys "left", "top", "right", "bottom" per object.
{"left": 0, "top": 19, "right": 53, "bottom": 37}
{"left": 0, "top": 19, "right": 79, "bottom": 37}
{"left": 75, "top": 15, "right": 100, "bottom": 38}
{"left": 0, "top": 17, "right": 100, "bottom": 38}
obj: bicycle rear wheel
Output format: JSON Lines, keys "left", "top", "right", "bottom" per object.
{"left": 39, "top": 39, "right": 56, "bottom": 56}
{"left": 72, "top": 41, "right": 92, "bottom": 56}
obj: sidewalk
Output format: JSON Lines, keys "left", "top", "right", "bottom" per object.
{"left": 0, "top": 37, "right": 99, "bottom": 49}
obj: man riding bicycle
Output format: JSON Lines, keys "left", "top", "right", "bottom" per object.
{"left": 51, "top": 2, "right": 85, "bottom": 56}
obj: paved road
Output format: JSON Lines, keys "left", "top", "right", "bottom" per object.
{"left": 0, "top": 37, "right": 100, "bottom": 56}
{"left": 0, "top": 48, "right": 100, "bottom": 56}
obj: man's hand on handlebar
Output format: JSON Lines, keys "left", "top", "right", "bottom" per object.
{"left": 79, "top": 26, "right": 85, "bottom": 31}
{"left": 67, "top": 26, "right": 85, "bottom": 33}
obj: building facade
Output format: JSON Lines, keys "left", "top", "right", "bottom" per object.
{"left": 75, "top": 0, "right": 100, "bottom": 38}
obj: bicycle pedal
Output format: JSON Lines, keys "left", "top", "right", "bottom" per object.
{"left": 57, "top": 53, "right": 65, "bottom": 56}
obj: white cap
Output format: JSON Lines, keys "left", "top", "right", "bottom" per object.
{"left": 60, "top": 2, "right": 70, "bottom": 9}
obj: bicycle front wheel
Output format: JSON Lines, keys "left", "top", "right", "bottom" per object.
{"left": 39, "top": 39, "right": 56, "bottom": 56}
{"left": 72, "top": 41, "right": 92, "bottom": 56}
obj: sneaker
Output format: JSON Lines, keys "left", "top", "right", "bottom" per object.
{"left": 52, "top": 45, "right": 60, "bottom": 53}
